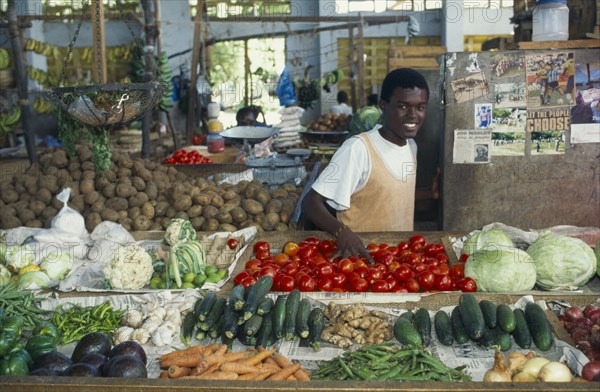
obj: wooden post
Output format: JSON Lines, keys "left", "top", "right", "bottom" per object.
{"left": 91, "top": 0, "right": 107, "bottom": 83}
{"left": 244, "top": 39, "right": 249, "bottom": 107}
{"left": 186, "top": 0, "right": 204, "bottom": 146}
{"left": 356, "top": 17, "right": 365, "bottom": 108}
{"left": 141, "top": 0, "right": 157, "bottom": 158}
{"left": 348, "top": 26, "right": 357, "bottom": 113}
{"left": 7, "top": 0, "right": 36, "bottom": 163}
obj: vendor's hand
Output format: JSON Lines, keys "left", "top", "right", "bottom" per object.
{"left": 336, "top": 227, "right": 375, "bottom": 264}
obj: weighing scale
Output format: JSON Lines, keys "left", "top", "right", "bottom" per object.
{"left": 219, "top": 127, "right": 312, "bottom": 187}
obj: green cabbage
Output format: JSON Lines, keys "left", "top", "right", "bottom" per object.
{"left": 464, "top": 245, "right": 537, "bottom": 292}
{"left": 526, "top": 232, "right": 597, "bottom": 290}
{"left": 4, "top": 245, "right": 36, "bottom": 273}
{"left": 348, "top": 106, "right": 382, "bottom": 136}
{"left": 39, "top": 250, "right": 74, "bottom": 281}
{"left": 164, "top": 219, "right": 197, "bottom": 247}
{"left": 461, "top": 229, "right": 514, "bottom": 256}
{"left": 0, "top": 264, "right": 10, "bottom": 285}
{"left": 17, "top": 271, "right": 52, "bottom": 290}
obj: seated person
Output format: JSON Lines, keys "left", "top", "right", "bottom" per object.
{"left": 330, "top": 90, "right": 353, "bottom": 116}
{"left": 236, "top": 106, "right": 257, "bottom": 126}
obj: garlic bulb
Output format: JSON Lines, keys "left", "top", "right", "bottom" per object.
{"left": 113, "top": 326, "right": 134, "bottom": 345}
{"left": 132, "top": 328, "right": 150, "bottom": 345}
{"left": 123, "top": 309, "right": 144, "bottom": 328}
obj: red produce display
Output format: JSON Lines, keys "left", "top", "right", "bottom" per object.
{"left": 162, "top": 149, "right": 213, "bottom": 164}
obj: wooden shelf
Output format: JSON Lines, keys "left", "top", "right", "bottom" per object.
{"left": 518, "top": 39, "right": 600, "bottom": 50}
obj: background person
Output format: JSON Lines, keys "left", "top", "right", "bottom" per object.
{"left": 330, "top": 90, "right": 353, "bottom": 116}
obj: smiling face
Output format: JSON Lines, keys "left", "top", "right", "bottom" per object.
{"left": 378, "top": 86, "right": 428, "bottom": 146}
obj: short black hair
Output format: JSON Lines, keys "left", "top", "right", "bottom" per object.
{"left": 337, "top": 90, "right": 349, "bottom": 103}
{"left": 236, "top": 106, "right": 255, "bottom": 124}
{"left": 367, "top": 94, "right": 378, "bottom": 106}
{"left": 380, "top": 68, "right": 429, "bottom": 102}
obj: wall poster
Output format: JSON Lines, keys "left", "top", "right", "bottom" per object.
{"left": 570, "top": 61, "right": 600, "bottom": 144}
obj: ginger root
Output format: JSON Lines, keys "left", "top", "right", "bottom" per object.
{"left": 321, "top": 302, "right": 392, "bottom": 348}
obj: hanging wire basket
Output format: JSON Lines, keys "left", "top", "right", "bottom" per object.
{"left": 45, "top": 81, "right": 165, "bottom": 127}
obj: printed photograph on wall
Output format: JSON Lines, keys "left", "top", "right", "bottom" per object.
{"left": 450, "top": 72, "right": 489, "bottom": 103}
{"left": 527, "top": 108, "right": 569, "bottom": 155}
{"left": 490, "top": 53, "right": 525, "bottom": 80}
{"left": 526, "top": 52, "right": 574, "bottom": 109}
{"left": 530, "top": 131, "right": 566, "bottom": 155}
{"left": 494, "top": 82, "right": 526, "bottom": 108}
{"left": 571, "top": 61, "right": 600, "bottom": 143}
{"left": 474, "top": 103, "right": 493, "bottom": 129}
{"left": 490, "top": 107, "right": 526, "bottom": 156}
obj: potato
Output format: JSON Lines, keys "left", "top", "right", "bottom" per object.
{"left": 18, "top": 193, "right": 30, "bottom": 203}
{"left": 82, "top": 170, "right": 96, "bottom": 181}
{"left": 281, "top": 184, "right": 298, "bottom": 193}
{"left": 56, "top": 169, "right": 70, "bottom": 187}
{"left": 270, "top": 188, "right": 289, "bottom": 199}
{"left": 84, "top": 191, "right": 100, "bottom": 205}
{"left": 253, "top": 189, "right": 271, "bottom": 206}
{"left": 253, "top": 212, "right": 265, "bottom": 224}
{"left": 218, "top": 223, "right": 238, "bottom": 232}
{"left": 222, "top": 190, "right": 238, "bottom": 201}
{"left": 128, "top": 206, "right": 142, "bottom": 219}
{"left": 117, "top": 168, "right": 132, "bottom": 178}
{"left": 215, "top": 211, "right": 233, "bottom": 224}
{"left": 105, "top": 197, "right": 128, "bottom": 211}
{"left": 202, "top": 218, "right": 219, "bottom": 231}
{"left": 173, "top": 195, "right": 192, "bottom": 212}
{"left": 45, "top": 166, "right": 58, "bottom": 176}
{"left": 117, "top": 216, "right": 132, "bottom": 231}
{"left": 165, "top": 206, "right": 177, "bottom": 218}
{"left": 0, "top": 215, "right": 21, "bottom": 229}
{"left": 264, "top": 199, "right": 283, "bottom": 214}
{"left": 18, "top": 209, "right": 35, "bottom": 223}
{"left": 41, "top": 206, "right": 58, "bottom": 221}
{"left": 116, "top": 183, "right": 136, "bottom": 198}
{"left": 242, "top": 199, "right": 263, "bottom": 215}
{"left": 141, "top": 202, "right": 155, "bottom": 219}
{"left": 100, "top": 208, "right": 120, "bottom": 222}
{"left": 275, "top": 222, "right": 289, "bottom": 232}
{"left": 68, "top": 161, "right": 81, "bottom": 174}
{"left": 50, "top": 150, "right": 68, "bottom": 168}
{"left": 155, "top": 201, "right": 169, "bottom": 217}
{"left": 137, "top": 167, "right": 153, "bottom": 182}
{"left": 118, "top": 210, "right": 128, "bottom": 218}
{"left": 202, "top": 205, "right": 219, "bottom": 220}
{"left": 104, "top": 169, "right": 117, "bottom": 182}
{"left": 102, "top": 183, "right": 116, "bottom": 198}
{"left": 190, "top": 216, "right": 206, "bottom": 231}
{"left": 228, "top": 207, "right": 247, "bottom": 224}
{"left": 192, "top": 193, "right": 211, "bottom": 206}
{"left": 29, "top": 200, "right": 46, "bottom": 216}
{"left": 210, "top": 193, "right": 224, "bottom": 208}
{"left": 129, "top": 192, "right": 149, "bottom": 208}
{"left": 1, "top": 189, "right": 18, "bottom": 204}
{"left": 145, "top": 181, "right": 158, "bottom": 200}
{"left": 132, "top": 215, "right": 151, "bottom": 231}
{"left": 81, "top": 161, "right": 95, "bottom": 171}
{"left": 131, "top": 176, "right": 146, "bottom": 191}
{"left": 174, "top": 211, "right": 189, "bottom": 220}
{"left": 149, "top": 222, "right": 162, "bottom": 231}
{"left": 70, "top": 195, "right": 85, "bottom": 212}
{"left": 187, "top": 205, "right": 202, "bottom": 218}
{"left": 51, "top": 196, "right": 63, "bottom": 210}
{"left": 244, "top": 182, "right": 261, "bottom": 199}
{"left": 39, "top": 175, "right": 59, "bottom": 193}
{"left": 90, "top": 200, "right": 106, "bottom": 213}
{"left": 95, "top": 176, "right": 110, "bottom": 190}
{"left": 236, "top": 180, "right": 249, "bottom": 193}
{"left": 80, "top": 179, "right": 95, "bottom": 195}
{"left": 25, "top": 219, "right": 43, "bottom": 228}
{"left": 77, "top": 145, "right": 93, "bottom": 162}
{"left": 261, "top": 212, "right": 280, "bottom": 231}
{"left": 14, "top": 183, "right": 25, "bottom": 195}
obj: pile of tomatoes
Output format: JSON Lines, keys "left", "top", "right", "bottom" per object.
{"left": 233, "top": 235, "right": 477, "bottom": 293}
{"left": 162, "top": 148, "right": 213, "bottom": 165}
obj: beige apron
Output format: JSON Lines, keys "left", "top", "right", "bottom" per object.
{"left": 337, "top": 133, "right": 416, "bottom": 232}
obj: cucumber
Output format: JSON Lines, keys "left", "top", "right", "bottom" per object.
{"left": 180, "top": 311, "right": 196, "bottom": 347}
{"left": 256, "top": 297, "right": 274, "bottom": 316}
{"left": 244, "top": 313, "right": 263, "bottom": 337}
{"left": 295, "top": 298, "right": 311, "bottom": 339}
{"left": 458, "top": 293, "right": 485, "bottom": 341}
{"left": 525, "top": 302, "right": 553, "bottom": 351}
{"left": 497, "top": 304, "right": 516, "bottom": 333}
{"left": 413, "top": 308, "right": 432, "bottom": 347}
{"left": 194, "top": 292, "right": 217, "bottom": 321}
{"left": 198, "top": 297, "right": 226, "bottom": 331}
{"left": 479, "top": 300, "right": 497, "bottom": 329}
{"left": 242, "top": 275, "right": 273, "bottom": 321}
{"left": 493, "top": 326, "right": 512, "bottom": 351}
{"left": 478, "top": 326, "right": 496, "bottom": 348}
{"left": 283, "top": 289, "right": 301, "bottom": 341}
{"left": 394, "top": 319, "right": 422, "bottom": 347}
{"left": 223, "top": 304, "right": 239, "bottom": 339}
{"left": 308, "top": 308, "right": 325, "bottom": 351}
{"left": 434, "top": 310, "right": 454, "bottom": 346}
{"left": 272, "top": 295, "right": 287, "bottom": 339}
{"left": 512, "top": 308, "right": 532, "bottom": 349}
{"left": 398, "top": 311, "right": 414, "bottom": 323}
{"left": 256, "top": 315, "right": 273, "bottom": 348}
{"left": 450, "top": 306, "right": 470, "bottom": 344}
{"left": 229, "top": 284, "right": 245, "bottom": 311}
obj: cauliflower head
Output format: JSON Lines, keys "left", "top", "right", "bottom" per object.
{"left": 164, "top": 219, "right": 196, "bottom": 246}
{"left": 104, "top": 243, "right": 154, "bottom": 290}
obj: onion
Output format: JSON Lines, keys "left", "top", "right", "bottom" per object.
{"left": 566, "top": 306, "right": 585, "bottom": 322}
{"left": 575, "top": 317, "right": 595, "bottom": 330}
{"left": 518, "top": 357, "right": 550, "bottom": 377}
{"left": 537, "top": 361, "right": 573, "bottom": 382}
{"left": 512, "top": 372, "right": 537, "bottom": 382}
{"left": 588, "top": 310, "right": 600, "bottom": 324}
{"left": 507, "top": 352, "right": 529, "bottom": 374}
{"left": 483, "top": 349, "right": 512, "bottom": 382}
{"left": 584, "top": 305, "right": 599, "bottom": 318}
{"left": 571, "top": 328, "right": 591, "bottom": 344}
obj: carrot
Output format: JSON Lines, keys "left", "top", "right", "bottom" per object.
{"left": 267, "top": 363, "right": 302, "bottom": 381}
{"left": 182, "top": 371, "right": 239, "bottom": 380}
{"left": 259, "top": 363, "right": 281, "bottom": 372}
{"left": 159, "top": 344, "right": 204, "bottom": 362}
{"left": 203, "top": 361, "right": 223, "bottom": 375}
{"left": 252, "top": 370, "right": 276, "bottom": 380}
{"left": 242, "top": 348, "right": 276, "bottom": 366}
{"left": 223, "top": 351, "right": 250, "bottom": 362}
{"left": 272, "top": 352, "right": 310, "bottom": 381}
{"left": 168, "top": 365, "right": 192, "bottom": 378}
{"left": 195, "top": 345, "right": 229, "bottom": 374}
{"left": 237, "top": 372, "right": 263, "bottom": 380}
{"left": 220, "top": 362, "right": 260, "bottom": 374}
{"left": 160, "top": 355, "right": 203, "bottom": 369}
{"left": 287, "top": 374, "right": 298, "bottom": 381}
{"left": 159, "top": 371, "right": 169, "bottom": 379}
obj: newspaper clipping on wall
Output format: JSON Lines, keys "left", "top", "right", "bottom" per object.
{"left": 453, "top": 129, "right": 492, "bottom": 164}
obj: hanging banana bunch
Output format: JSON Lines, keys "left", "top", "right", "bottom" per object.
{"left": 129, "top": 44, "right": 174, "bottom": 112}
{"left": 0, "top": 107, "right": 22, "bottom": 133}
{"left": 33, "top": 98, "right": 53, "bottom": 114}
{"left": 0, "top": 48, "right": 11, "bottom": 70}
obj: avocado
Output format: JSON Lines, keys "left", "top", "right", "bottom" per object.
{"left": 31, "top": 351, "right": 73, "bottom": 374}
{"left": 103, "top": 355, "right": 147, "bottom": 378}
{"left": 71, "top": 332, "right": 111, "bottom": 362}
{"left": 108, "top": 341, "right": 147, "bottom": 365}
{"left": 78, "top": 353, "right": 108, "bottom": 371}
{"left": 63, "top": 362, "right": 100, "bottom": 377}
{"left": 29, "top": 368, "right": 60, "bottom": 376}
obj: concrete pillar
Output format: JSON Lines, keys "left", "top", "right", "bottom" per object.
{"left": 442, "top": 1, "right": 464, "bottom": 53}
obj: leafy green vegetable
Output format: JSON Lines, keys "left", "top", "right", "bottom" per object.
{"left": 17, "top": 271, "right": 52, "bottom": 290}
{"left": 39, "top": 250, "right": 74, "bottom": 281}
{"left": 164, "top": 218, "right": 197, "bottom": 247}
{"left": 461, "top": 229, "right": 514, "bottom": 256}
{"left": 464, "top": 246, "right": 536, "bottom": 292}
{"left": 348, "top": 106, "right": 382, "bottom": 136}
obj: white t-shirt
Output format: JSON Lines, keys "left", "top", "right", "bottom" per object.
{"left": 330, "top": 103, "right": 353, "bottom": 116}
{"left": 312, "top": 125, "right": 417, "bottom": 211}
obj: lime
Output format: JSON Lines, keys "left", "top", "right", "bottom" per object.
{"left": 149, "top": 276, "right": 162, "bottom": 289}
{"left": 205, "top": 265, "right": 217, "bottom": 276}
{"left": 206, "top": 273, "right": 222, "bottom": 283}
{"left": 183, "top": 272, "right": 196, "bottom": 283}
{"left": 157, "top": 280, "right": 168, "bottom": 289}
{"left": 181, "top": 282, "right": 196, "bottom": 289}
{"left": 194, "top": 273, "right": 207, "bottom": 287}
{"left": 216, "top": 268, "right": 228, "bottom": 278}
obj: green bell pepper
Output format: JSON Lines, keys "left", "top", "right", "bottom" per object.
{"left": 1, "top": 315, "right": 24, "bottom": 337}
{"left": 33, "top": 321, "right": 60, "bottom": 345}
{"left": 0, "top": 331, "right": 18, "bottom": 357}
{"left": 0, "top": 352, "right": 30, "bottom": 376}
{"left": 24, "top": 335, "right": 56, "bottom": 361}
{"left": 9, "top": 348, "right": 33, "bottom": 367}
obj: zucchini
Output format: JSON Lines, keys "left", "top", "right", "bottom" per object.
{"left": 295, "top": 298, "right": 311, "bottom": 339}
{"left": 478, "top": 326, "right": 496, "bottom": 348}
{"left": 450, "top": 306, "right": 470, "bottom": 344}
{"left": 479, "top": 300, "right": 497, "bottom": 329}
{"left": 525, "top": 302, "right": 553, "bottom": 351}
{"left": 237, "top": 331, "right": 257, "bottom": 347}
{"left": 209, "top": 317, "right": 224, "bottom": 339}
{"left": 194, "top": 292, "right": 217, "bottom": 322}
{"left": 283, "top": 289, "right": 301, "bottom": 341}
{"left": 413, "top": 308, "right": 432, "bottom": 347}
{"left": 244, "top": 313, "right": 263, "bottom": 337}
{"left": 493, "top": 326, "right": 512, "bottom": 351}
{"left": 272, "top": 295, "right": 287, "bottom": 339}
{"left": 242, "top": 275, "right": 273, "bottom": 321}
{"left": 221, "top": 331, "right": 235, "bottom": 348}
{"left": 256, "top": 297, "right": 274, "bottom": 316}
{"left": 256, "top": 314, "right": 273, "bottom": 348}
{"left": 229, "top": 284, "right": 246, "bottom": 311}
{"left": 497, "top": 304, "right": 516, "bottom": 333}
{"left": 434, "top": 310, "right": 454, "bottom": 346}
{"left": 223, "top": 304, "right": 239, "bottom": 339}
{"left": 180, "top": 312, "right": 196, "bottom": 347}
{"left": 307, "top": 308, "right": 325, "bottom": 351}
{"left": 195, "top": 330, "right": 206, "bottom": 340}
{"left": 393, "top": 319, "right": 422, "bottom": 347}
{"left": 458, "top": 293, "right": 485, "bottom": 341}
{"left": 512, "top": 308, "right": 532, "bottom": 349}
{"left": 398, "top": 311, "right": 414, "bottom": 323}
{"left": 198, "top": 297, "right": 226, "bottom": 331}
